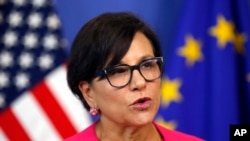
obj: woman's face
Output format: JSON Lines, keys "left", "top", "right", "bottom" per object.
{"left": 86, "top": 32, "right": 161, "bottom": 127}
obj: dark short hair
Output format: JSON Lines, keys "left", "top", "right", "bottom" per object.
{"left": 67, "top": 12, "right": 162, "bottom": 111}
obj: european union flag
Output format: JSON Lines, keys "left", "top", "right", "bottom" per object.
{"left": 156, "top": 0, "right": 250, "bottom": 141}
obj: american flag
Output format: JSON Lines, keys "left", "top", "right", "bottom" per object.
{"left": 0, "top": 0, "right": 91, "bottom": 140}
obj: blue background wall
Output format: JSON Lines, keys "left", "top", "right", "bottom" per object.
{"left": 54, "top": 0, "right": 183, "bottom": 59}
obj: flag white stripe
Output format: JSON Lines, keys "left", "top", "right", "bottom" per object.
{"left": 45, "top": 66, "right": 91, "bottom": 132}
{"left": 0, "top": 128, "right": 9, "bottom": 141}
{"left": 11, "top": 92, "right": 62, "bottom": 141}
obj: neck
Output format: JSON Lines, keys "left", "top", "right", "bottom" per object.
{"left": 95, "top": 120, "right": 162, "bottom": 141}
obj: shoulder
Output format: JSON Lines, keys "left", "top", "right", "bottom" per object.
{"left": 153, "top": 122, "right": 205, "bottom": 141}
{"left": 64, "top": 122, "right": 99, "bottom": 141}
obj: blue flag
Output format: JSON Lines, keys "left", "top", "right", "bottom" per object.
{"left": 156, "top": 0, "right": 250, "bottom": 141}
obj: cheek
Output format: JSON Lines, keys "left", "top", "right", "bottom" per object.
{"left": 93, "top": 81, "right": 124, "bottom": 108}
{"left": 96, "top": 89, "right": 128, "bottom": 121}
{"left": 151, "top": 81, "right": 162, "bottom": 103}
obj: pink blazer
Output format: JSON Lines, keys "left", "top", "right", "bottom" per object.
{"left": 64, "top": 122, "right": 204, "bottom": 141}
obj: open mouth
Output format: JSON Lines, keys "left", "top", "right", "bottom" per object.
{"left": 131, "top": 97, "right": 152, "bottom": 110}
{"left": 133, "top": 97, "right": 151, "bottom": 104}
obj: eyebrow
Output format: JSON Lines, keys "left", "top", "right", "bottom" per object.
{"left": 119, "top": 55, "right": 155, "bottom": 65}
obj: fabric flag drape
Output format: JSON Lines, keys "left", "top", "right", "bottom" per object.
{"left": 156, "top": 0, "right": 250, "bottom": 141}
{"left": 0, "top": 0, "right": 91, "bottom": 140}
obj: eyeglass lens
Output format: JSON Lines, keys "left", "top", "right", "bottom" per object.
{"left": 105, "top": 57, "right": 162, "bottom": 88}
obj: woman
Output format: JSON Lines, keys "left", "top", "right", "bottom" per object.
{"left": 66, "top": 12, "right": 204, "bottom": 141}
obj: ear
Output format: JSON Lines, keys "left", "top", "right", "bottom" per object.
{"left": 78, "top": 81, "right": 96, "bottom": 108}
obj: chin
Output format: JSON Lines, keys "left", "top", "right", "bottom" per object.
{"left": 131, "top": 113, "right": 155, "bottom": 126}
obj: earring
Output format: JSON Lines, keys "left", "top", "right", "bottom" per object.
{"left": 89, "top": 107, "right": 99, "bottom": 116}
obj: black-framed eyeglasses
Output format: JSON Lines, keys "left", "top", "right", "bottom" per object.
{"left": 94, "top": 57, "right": 163, "bottom": 88}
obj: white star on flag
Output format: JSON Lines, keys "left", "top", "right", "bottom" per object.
{"left": 18, "top": 52, "right": 34, "bottom": 69}
{"left": 8, "top": 11, "right": 23, "bottom": 27}
{"left": 47, "top": 14, "right": 60, "bottom": 30}
{"left": 0, "top": 72, "right": 9, "bottom": 88}
{"left": 0, "top": 51, "right": 13, "bottom": 68}
{"left": 23, "top": 32, "right": 38, "bottom": 49}
{"left": 27, "top": 12, "right": 42, "bottom": 28}
{"left": 12, "top": 0, "right": 26, "bottom": 7}
{"left": 3, "top": 31, "right": 18, "bottom": 47}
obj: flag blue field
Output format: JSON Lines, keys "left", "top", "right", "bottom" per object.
{"left": 156, "top": 0, "right": 250, "bottom": 141}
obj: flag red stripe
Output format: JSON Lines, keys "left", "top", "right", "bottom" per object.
{"left": 31, "top": 81, "right": 77, "bottom": 139}
{"left": 0, "top": 107, "right": 31, "bottom": 141}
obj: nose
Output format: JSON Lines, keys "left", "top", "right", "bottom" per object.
{"left": 130, "top": 69, "right": 146, "bottom": 90}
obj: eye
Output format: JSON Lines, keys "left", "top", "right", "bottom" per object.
{"left": 141, "top": 60, "right": 155, "bottom": 69}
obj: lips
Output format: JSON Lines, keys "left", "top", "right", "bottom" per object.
{"left": 132, "top": 97, "right": 151, "bottom": 104}
{"left": 131, "top": 97, "right": 152, "bottom": 110}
